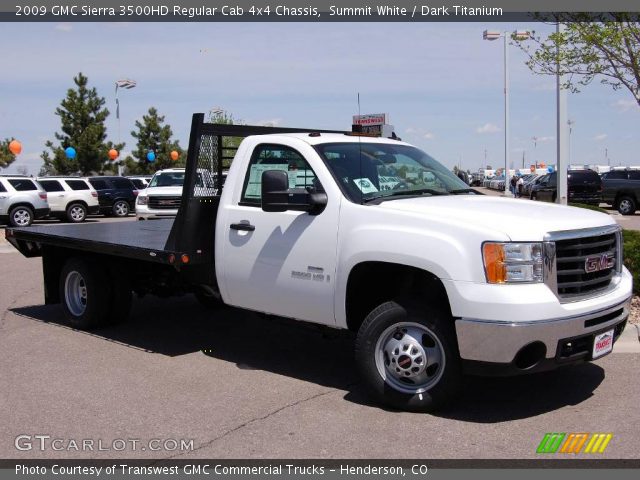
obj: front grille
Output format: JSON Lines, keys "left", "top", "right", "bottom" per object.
{"left": 148, "top": 195, "right": 181, "bottom": 209}
{"left": 554, "top": 232, "right": 617, "bottom": 298}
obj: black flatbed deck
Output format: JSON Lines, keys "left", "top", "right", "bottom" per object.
{"left": 7, "top": 219, "right": 177, "bottom": 263}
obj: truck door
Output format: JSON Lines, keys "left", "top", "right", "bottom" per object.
{"left": 219, "top": 142, "right": 339, "bottom": 326}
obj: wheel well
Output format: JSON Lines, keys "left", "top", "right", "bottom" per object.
{"left": 8, "top": 202, "right": 35, "bottom": 212}
{"left": 615, "top": 192, "right": 636, "bottom": 204}
{"left": 66, "top": 200, "right": 88, "bottom": 210}
{"left": 345, "top": 262, "right": 451, "bottom": 333}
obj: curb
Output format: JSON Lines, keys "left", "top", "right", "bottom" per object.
{"left": 614, "top": 323, "right": 640, "bottom": 353}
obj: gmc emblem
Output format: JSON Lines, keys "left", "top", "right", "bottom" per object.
{"left": 584, "top": 253, "right": 615, "bottom": 273}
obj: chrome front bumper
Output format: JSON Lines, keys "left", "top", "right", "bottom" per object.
{"left": 455, "top": 297, "right": 631, "bottom": 364}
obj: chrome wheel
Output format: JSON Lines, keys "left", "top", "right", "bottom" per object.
{"left": 619, "top": 198, "right": 634, "bottom": 215}
{"left": 69, "top": 205, "right": 86, "bottom": 222}
{"left": 12, "top": 208, "right": 32, "bottom": 226}
{"left": 113, "top": 201, "right": 129, "bottom": 217}
{"left": 64, "top": 271, "right": 88, "bottom": 317}
{"left": 375, "top": 322, "right": 445, "bottom": 394}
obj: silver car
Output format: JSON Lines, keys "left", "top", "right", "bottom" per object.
{"left": 0, "top": 175, "right": 50, "bottom": 227}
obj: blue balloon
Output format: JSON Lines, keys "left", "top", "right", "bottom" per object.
{"left": 547, "top": 166, "right": 554, "bottom": 173}
{"left": 146, "top": 151, "right": 156, "bottom": 162}
{"left": 65, "top": 147, "right": 76, "bottom": 159}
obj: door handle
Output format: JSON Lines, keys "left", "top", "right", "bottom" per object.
{"left": 230, "top": 222, "right": 255, "bottom": 232}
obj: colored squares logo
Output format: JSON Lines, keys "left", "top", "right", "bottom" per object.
{"left": 537, "top": 433, "right": 613, "bottom": 454}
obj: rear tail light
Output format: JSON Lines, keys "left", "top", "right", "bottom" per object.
{"left": 91, "top": 191, "right": 98, "bottom": 198}
{"left": 39, "top": 192, "right": 47, "bottom": 200}
{"left": 133, "top": 190, "right": 139, "bottom": 196}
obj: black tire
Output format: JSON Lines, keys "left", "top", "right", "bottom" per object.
{"left": 59, "top": 258, "right": 111, "bottom": 330}
{"left": 530, "top": 192, "right": 537, "bottom": 201}
{"left": 194, "top": 290, "right": 223, "bottom": 309}
{"left": 355, "top": 300, "right": 461, "bottom": 412}
{"left": 617, "top": 196, "right": 636, "bottom": 215}
{"left": 112, "top": 200, "right": 129, "bottom": 217}
{"left": 66, "top": 203, "right": 87, "bottom": 223}
{"left": 8, "top": 205, "right": 34, "bottom": 227}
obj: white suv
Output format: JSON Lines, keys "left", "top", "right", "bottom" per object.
{"left": 37, "top": 177, "right": 100, "bottom": 223}
{"left": 0, "top": 175, "right": 50, "bottom": 227}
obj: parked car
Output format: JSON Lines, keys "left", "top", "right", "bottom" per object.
{"left": 522, "top": 174, "right": 543, "bottom": 197}
{"left": 601, "top": 169, "right": 640, "bottom": 215}
{"left": 37, "top": 177, "right": 99, "bottom": 223}
{"left": 86, "top": 176, "right": 138, "bottom": 217}
{"left": 136, "top": 168, "right": 224, "bottom": 220}
{"left": 530, "top": 170, "right": 602, "bottom": 205}
{"left": 0, "top": 175, "right": 49, "bottom": 227}
{"left": 127, "top": 176, "right": 152, "bottom": 190}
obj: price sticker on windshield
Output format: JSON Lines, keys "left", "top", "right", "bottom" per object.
{"left": 353, "top": 178, "right": 378, "bottom": 194}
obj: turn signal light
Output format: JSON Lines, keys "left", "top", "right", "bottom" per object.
{"left": 483, "top": 243, "right": 506, "bottom": 283}
{"left": 181, "top": 254, "right": 190, "bottom": 264}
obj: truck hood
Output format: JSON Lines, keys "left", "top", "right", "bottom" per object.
{"left": 141, "top": 186, "right": 183, "bottom": 196}
{"left": 375, "top": 195, "right": 616, "bottom": 241}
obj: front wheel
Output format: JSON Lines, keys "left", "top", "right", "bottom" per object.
{"left": 112, "top": 200, "right": 129, "bottom": 217}
{"left": 355, "top": 300, "right": 461, "bottom": 412}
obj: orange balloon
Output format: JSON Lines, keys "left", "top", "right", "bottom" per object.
{"left": 108, "top": 149, "right": 118, "bottom": 160}
{"left": 8, "top": 140, "right": 22, "bottom": 155}
{"left": 170, "top": 150, "right": 179, "bottom": 161}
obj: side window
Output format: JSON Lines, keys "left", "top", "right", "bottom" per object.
{"left": 0, "top": 182, "right": 6, "bottom": 193}
{"left": 605, "top": 170, "right": 627, "bottom": 180}
{"left": 8, "top": 179, "right": 38, "bottom": 191}
{"left": 240, "top": 144, "right": 318, "bottom": 204}
{"left": 548, "top": 173, "right": 557, "bottom": 186}
{"left": 39, "top": 180, "right": 64, "bottom": 192}
{"left": 628, "top": 171, "right": 640, "bottom": 181}
{"left": 112, "top": 178, "right": 134, "bottom": 189}
{"left": 89, "top": 179, "right": 108, "bottom": 190}
{"left": 65, "top": 180, "right": 90, "bottom": 191}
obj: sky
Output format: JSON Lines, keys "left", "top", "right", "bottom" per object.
{"left": 1, "top": 21, "right": 639, "bottom": 175}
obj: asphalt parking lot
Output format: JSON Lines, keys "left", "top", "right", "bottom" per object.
{"left": 0, "top": 215, "right": 639, "bottom": 460}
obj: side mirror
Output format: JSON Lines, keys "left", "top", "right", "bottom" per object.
{"left": 261, "top": 170, "right": 289, "bottom": 213}
{"left": 261, "top": 170, "right": 328, "bottom": 215}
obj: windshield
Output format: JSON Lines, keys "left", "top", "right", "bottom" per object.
{"left": 149, "top": 171, "right": 185, "bottom": 188}
{"left": 315, "top": 142, "right": 470, "bottom": 203}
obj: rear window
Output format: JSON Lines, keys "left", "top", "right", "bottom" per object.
{"left": 39, "top": 180, "right": 64, "bottom": 192}
{"left": 8, "top": 179, "right": 38, "bottom": 191}
{"left": 569, "top": 171, "right": 601, "bottom": 184}
{"left": 88, "top": 179, "right": 108, "bottom": 190}
{"left": 603, "top": 171, "right": 627, "bottom": 180}
{"left": 65, "top": 180, "right": 90, "bottom": 190}
{"left": 112, "top": 178, "right": 135, "bottom": 189}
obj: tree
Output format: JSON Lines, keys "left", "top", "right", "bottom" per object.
{"left": 0, "top": 139, "right": 18, "bottom": 170}
{"left": 518, "top": 15, "right": 640, "bottom": 106}
{"left": 125, "top": 107, "right": 183, "bottom": 174}
{"left": 41, "top": 73, "right": 123, "bottom": 175}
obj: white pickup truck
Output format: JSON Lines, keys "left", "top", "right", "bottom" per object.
{"left": 6, "top": 114, "right": 632, "bottom": 412}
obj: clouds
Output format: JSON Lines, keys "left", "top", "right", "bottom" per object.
{"left": 612, "top": 99, "right": 638, "bottom": 112}
{"left": 55, "top": 23, "right": 73, "bottom": 32}
{"left": 594, "top": 133, "right": 608, "bottom": 141}
{"left": 476, "top": 123, "right": 500, "bottom": 134}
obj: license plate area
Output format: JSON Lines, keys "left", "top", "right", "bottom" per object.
{"left": 592, "top": 329, "right": 615, "bottom": 359}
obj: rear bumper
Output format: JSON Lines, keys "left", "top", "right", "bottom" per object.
{"left": 456, "top": 298, "right": 630, "bottom": 375}
{"left": 34, "top": 207, "right": 50, "bottom": 219}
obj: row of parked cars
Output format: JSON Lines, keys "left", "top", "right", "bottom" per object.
{"left": 0, "top": 168, "right": 228, "bottom": 227}
{"left": 480, "top": 168, "right": 640, "bottom": 214}
{"left": 0, "top": 174, "right": 150, "bottom": 227}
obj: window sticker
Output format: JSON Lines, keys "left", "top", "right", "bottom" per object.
{"left": 353, "top": 178, "right": 378, "bottom": 194}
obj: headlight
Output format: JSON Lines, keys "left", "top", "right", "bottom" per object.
{"left": 136, "top": 196, "right": 148, "bottom": 205}
{"left": 482, "top": 242, "right": 543, "bottom": 284}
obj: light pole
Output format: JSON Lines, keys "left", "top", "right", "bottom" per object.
{"left": 483, "top": 29, "right": 530, "bottom": 196}
{"left": 532, "top": 136, "right": 538, "bottom": 168}
{"left": 567, "top": 119, "right": 575, "bottom": 166}
{"left": 115, "top": 79, "right": 137, "bottom": 146}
